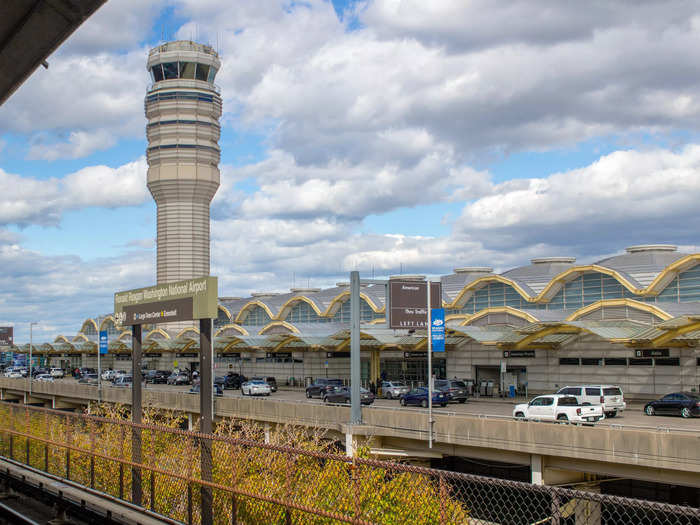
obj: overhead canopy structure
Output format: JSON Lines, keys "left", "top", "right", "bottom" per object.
{"left": 0, "top": 0, "right": 107, "bottom": 106}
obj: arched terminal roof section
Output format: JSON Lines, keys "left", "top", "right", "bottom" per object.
{"left": 460, "top": 307, "right": 540, "bottom": 326}
{"left": 565, "top": 299, "right": 672, "bottom": 322}
{"left": 145, "top": 328, "right": 170, "bottom": 340}
{"left": 258, "top": 321, "right": 300, "bottom": 335}
{"left": 214, "top": 324, "right": 248, "bottom": 337}
{"left": 79, "top": 319, "right": 98, "bottom": 335}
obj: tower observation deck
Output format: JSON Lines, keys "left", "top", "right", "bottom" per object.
{"left": 145, "top": 41, "right": 221, "bottom": 285}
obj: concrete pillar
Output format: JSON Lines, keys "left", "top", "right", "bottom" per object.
{"left": 264, "top": 423, "right": 271, "bottom": 444}
{"left": 574, "top": 484, "right": 602, "bottom": 525}
{"left": 531, "top": 454, "right": 543, "bottom": 485}
{"left": 370, "top": 349, "right": 380, "bottom": 386}
{"left": 187, "top": 413, "right": 194, "bottom": 431}
{"left": 345, "top": 431, "right": 354, "bottom": 457}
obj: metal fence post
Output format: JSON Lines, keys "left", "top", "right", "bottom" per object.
{"left": 200, "top": 318, "right": 214, "bottom": 525}
{"left": 551, "top": 490, "right": 561, "bottom": 525}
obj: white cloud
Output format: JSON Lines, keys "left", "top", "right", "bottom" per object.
{"left": 0, "top": 158, "right": 149, "bottom": 227}
{"left": 456, "top": 145, "right": 700, "bottom": 251}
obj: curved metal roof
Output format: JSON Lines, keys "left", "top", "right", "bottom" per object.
{"left": 594, "top": 245, "right": 686, "bottom": 288}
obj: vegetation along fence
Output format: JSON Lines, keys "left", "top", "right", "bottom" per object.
{"left": 0, "top": 401, "right": 697, "bottom": 524}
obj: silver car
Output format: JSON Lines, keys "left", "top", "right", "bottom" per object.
{"left": 381, "top": 381, "right": 410, "bottom": 399}
{"left": 241, "top": 380, "right": 271, "bottom": 396}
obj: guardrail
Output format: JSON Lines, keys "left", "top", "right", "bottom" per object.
{"left": 0, "top": 401, "right": 698, "bottom": 525}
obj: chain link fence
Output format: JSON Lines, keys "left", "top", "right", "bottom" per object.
{"left": 0, "top": 401, "right": 697, "bottom": 524}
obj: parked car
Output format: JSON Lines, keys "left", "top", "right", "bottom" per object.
{"left": 111, "top": 370, "right": 127, "bottom": 382}
{"left": 31, "top": 367, "right": 49, "bottom": 377}
{"left": 34, "top": 374, "right": 54, "bottom": 382}
{"left": 305, "top": 378, "right": 343, "bottom": 399}
{"left": 49, "top": 368, "right": 65, "bottom": 378}
{"left": 112, "top": 375, "right": 133, "bottom": 387}
{"left": 76, "top": 367, "right": 96, "bottom": 378}
{"left": 252, "top": 376, "right": 277, "bottom": 392}
{"left": 101, "top": 369, "right": 116, "bottom": 381}
{"left": 513, "top": 395, "right": 605, "bottom": 423}
{"left": 146, "top": 370, "right": 170, "bottom": 384}
{"left": 323, "top": 386, "right": 374, "bottom": 405}
{"left": 555, "top": 385, "right": 626, "bottom": 418}
{"left": 400, "top": 387, "right": 448, "bottom": 408}
{"left": 380, "top": 381, "right": 410, "bottom": 399}
{"left": 78, "top": 373, "right": 98, "bottom": 385}
{"left": 434, "top": 379, "right": 468, "bottom": 404}
{"left": 189, "top": 383, "right": 223, "bottom": 396}
{"left": 644, "top": 392, "right": 700, "bottom": 418}
{"left": 167, "top": 372, "right": 190, "bottom": 385}
{"left": 223, "top": 373, "right": 247, "bottom": 390}
{"left": 241, "top": 380, "right": 272, "bottom": 396}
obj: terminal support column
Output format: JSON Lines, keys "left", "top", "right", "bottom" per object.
{"left": 131, "top": 324, "right": 143, "bottom": 506}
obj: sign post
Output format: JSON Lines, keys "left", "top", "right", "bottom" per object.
{"left": 427, "top": 282, "right": 433, "bottom": 449}
{"left": 98, "top": 330, "right": 108, "bottom": 401}
{"left": 115, "top": 276, "right": 218, "bottom": 521}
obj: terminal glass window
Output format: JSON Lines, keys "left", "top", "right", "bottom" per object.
{"left": 605, "top": 358, "right": 627, "bottom": 366}
{"left": 287, "top": 301, "right": 322, "bottom": 323}
{"left": 559, "top": 358, "right": 580, "bottom": 365}
{"left": 678, "top": 265, "right": 700, "bottom": 302}
{"left": 654, "top": 358, "right": 680, "bottom": 366}
{"left": 207, "top": 67, "right": 217, "bottom": 83}
{"left": 629, "top": 358, "right": 652, "bottom": 366}
{"left": 581, "top": 358, "right": 602, "bottom": 366}
{"left": 331, "top": 299, "right": 382, "bottom": 323}
{"left": 179, "top": 61, "right": 196, "bottom": 79}
{"left": 241, "top": 305, "right": 271, "bottom": 326}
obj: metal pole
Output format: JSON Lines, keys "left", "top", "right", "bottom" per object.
{"left": 427, "top": 281, "right": 433, "bottom": 449}
{"left": 97, "top": 333, "right": 101, "bottom": 402}
{"left": 131, "top": 324, "right": 142, "bottom": 506}
{"left": 199, "top": 318, "right": 213, "bottom": 524}
{"left": 350, "top": 271, "right": 361, "bottom": 425}
{"left": 28, "top": 322, "right": 37, "bottom": 396}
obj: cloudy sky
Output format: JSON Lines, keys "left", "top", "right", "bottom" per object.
{"left": 1, "top": 0, "right": 699, "bottom": 342}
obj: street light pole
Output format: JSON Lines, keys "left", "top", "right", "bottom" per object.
{"left": 28, "top": 322, "right": 38, "bottom": 395}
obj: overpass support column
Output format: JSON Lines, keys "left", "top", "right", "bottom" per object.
{"left": 345, "top": 431, "right": 354, "bottom": 458}
{"left": 370, "top": 349, "right": 380, "bottom": 388}
{"left": 531, "top": 454, "right": 543, "bottom": 485}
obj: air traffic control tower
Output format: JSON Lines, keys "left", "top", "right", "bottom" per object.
{"left": 145, "top": 41, "right": 221, "bottom": 285}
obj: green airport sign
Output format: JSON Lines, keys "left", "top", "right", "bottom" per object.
{"left": 114, "top": 276, "right": 218, "bottom": 326}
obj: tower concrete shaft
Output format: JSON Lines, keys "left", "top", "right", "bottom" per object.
{"left": 145, "top": 41, "right": 221, "bottom": 285}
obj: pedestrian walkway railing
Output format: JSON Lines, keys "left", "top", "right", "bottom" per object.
{"left": 0, "top": 401, "right": 697, "bottom": 524}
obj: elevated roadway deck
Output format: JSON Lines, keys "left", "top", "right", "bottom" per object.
{"left": 1, "top": 378, "right": 698, "bottom": 488}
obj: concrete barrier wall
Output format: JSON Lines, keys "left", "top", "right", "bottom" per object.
{"left": 2, "top": 378, "right": 697, "bottom": 478}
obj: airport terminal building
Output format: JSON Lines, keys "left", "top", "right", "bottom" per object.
{"left": 11, "top": 244, "right": 700, "bottom": 399}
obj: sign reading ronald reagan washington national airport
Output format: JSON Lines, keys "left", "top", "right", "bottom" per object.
{"left": 114, "top": 276, "right": 218, "bottom": 326}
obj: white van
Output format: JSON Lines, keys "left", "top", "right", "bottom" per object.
{"left": 555, "top": 385, "right": 626, "bottom": 418}
{"left": 49, "top": 367, "right": 65, "bottom": 378}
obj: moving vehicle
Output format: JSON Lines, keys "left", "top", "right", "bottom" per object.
{"left": 35, "top": 374, "right": 54, "bottom": 382}
{"left": 306, "top": 378, "right": 343, "bottom": 399}
{"left": 434, "top": 379, "right": 468, "bottom": 403}
{"left": 167, "top": 372, "right": 190, "bottom": 385}
{"left": 555, "top": 385, "right": 625, "bottom": 418}
{"left": 323, "top": 386, "right": 374, "bottom": 405}
{"left": 644, "top": 392, "right": 700, "bottom": 418}
{"left": 49, "top": 368, "right": 65, "bottom": 378}
{"left": 241, "top": 380, "right": 271, "bottom": 396}
{"left": 5, "top": 368, "right": 22, "bottom": 378}
{"left": 78, "top": 373, "right": 98, "bottom": 385}
{"left": 400, "top": 387, "right": 448, "bottom": 408}
{"left": 111, "top": 370, "right": 127, "bottom": 382}
{"left": 513, "top": 395, "right": 605, "bottom": 423}
{"left": 113, "top": 375, "right": 133, "bottom": 387}
{"left": 252, "top": 376, "right": 277, "bottom": 392}
{"left": 380, "top": 381, "right": 410, "bottom": 399}
{"left": 189, "top": 383, "right": 223, "bottom": 397}
{"left": 101, "top": 369, "right": 116, "bottom": 381}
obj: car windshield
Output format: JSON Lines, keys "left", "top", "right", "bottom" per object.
{"left": 451, "top": 381, "right": 466, "bottom": 388}
{"left": 683, "top": 392, "right": 700, "bottom": 400}
{"left": 250, "top": 380, "right": 266, "bottom": 385}
{"left": 391, "top": 382, "right": 406, "bottom": 387}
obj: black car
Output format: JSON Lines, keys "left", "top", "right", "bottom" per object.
{"left": 323, "top": 386, "right": 374, "bottom": 405}
{"left": 223, "top": 373, "right": 247, "bottom": 389}
{"left": 306, "top": 378, "right": 344, "bottom": 399}
{"left": 434, "top": 379, "right": 468, "bottom": 404}
{"left": 146, "top": 370, "right": 170, "bottom": 384}
{"left": 644, "top": 392, "right": 700, "bottom": 418}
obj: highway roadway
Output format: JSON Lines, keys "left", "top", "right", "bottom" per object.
{"left": 122, "top": 382, "right": 700, "bottom": 431}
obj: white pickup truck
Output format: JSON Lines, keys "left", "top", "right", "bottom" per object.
{"left": 513, "top": 394, "right": 605, "bottom": 424}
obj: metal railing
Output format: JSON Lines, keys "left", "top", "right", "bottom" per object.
{"left": 0, "top": 401, "right": 697, "bottom": 524}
